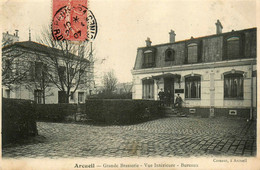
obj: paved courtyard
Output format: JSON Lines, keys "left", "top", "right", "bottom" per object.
{"left": 2, "top": 116, "right": 256, "bottom": 158}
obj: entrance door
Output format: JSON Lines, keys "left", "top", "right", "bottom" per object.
{"left": 164, "top": 78, "right": 174, "bottom": 106}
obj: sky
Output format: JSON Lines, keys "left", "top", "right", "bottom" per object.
{"left": 0, "top": 0, "right": 257, "bottom": 85}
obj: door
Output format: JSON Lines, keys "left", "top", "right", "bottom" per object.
{"left": 164, "top": 78, "right": 175, "bottom": 106}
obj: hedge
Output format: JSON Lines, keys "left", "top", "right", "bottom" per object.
{"left": 35, "top": 104, "right": 85, "bottom": 122}
{"left": 2, "top": 98, "right": 38, "bottom": 145}
{"left": 86, "top": 99, "right": 165, "bottom": 125}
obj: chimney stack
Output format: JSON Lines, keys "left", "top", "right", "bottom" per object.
{"left": 215, "top": 20, "right": 223, "bottom": 34}
{"left": 169, "top": 30, "right": 176, "bottom": 43}
{"left": 15, "top": 29, "right": 19, "bottom": 37}
{"left": 145, "top": 37, "right": 152, "bottom": 47}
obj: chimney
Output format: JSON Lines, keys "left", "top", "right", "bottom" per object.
{"left": 215, "top": 20, "right": 223, "bottom": 34}
{"left": 15, "top": 29, "right": 19, "bottom": 37}
{"left": 145, "top": 37, "right": 152, "bottom": 47}
{"left": 169, "top": 30, "right": 176, "bottom": 43}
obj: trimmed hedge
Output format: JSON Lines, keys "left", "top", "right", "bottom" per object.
{"left": 35, "top": 104, "right": 85, "bottom": 122}
{"left": 86, "top": 99, "right": 165, "bottom": 125}
{"left": 2, "top": 98, "right": 38, "bottom": 145}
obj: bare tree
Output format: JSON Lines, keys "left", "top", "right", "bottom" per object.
{"left": 102, "top": 70, "right": 118, "bottom": 94}
{"left": 122, "top": 82, "right": 133, "bottom": 94}
{"left": 37, "top": 27, "right": 94, "bottom": 103}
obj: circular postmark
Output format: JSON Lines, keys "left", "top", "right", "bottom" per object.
{"left": 52, "top": 5, "right": 97, "bottom": 41}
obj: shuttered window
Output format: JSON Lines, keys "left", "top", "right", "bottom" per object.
{"left": 142, "top": 79, "right": 154, "bottom": 99}
{"left": 227, "top": 37, "right": 240, "bottom": 59}
{"left": 187, "top": 43, "right": 198, "bottom": 63}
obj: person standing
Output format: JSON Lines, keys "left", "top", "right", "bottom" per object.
{"left": 174, "top": 94, "right": 185, "bottom": 116}
{"left": 158, "top": 88, "right": 165, "bottom": 106}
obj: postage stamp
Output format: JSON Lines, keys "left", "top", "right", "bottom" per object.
{"left": 52, "top": 0, "right": 97, "bottom": 41}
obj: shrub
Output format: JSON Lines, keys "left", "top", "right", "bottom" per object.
{"left": 86, "top": 99, "right": 165, "bottom": 125}
{"left": 2, "top": 98, "right": 38, "bottom": 145}
{"left": 35, "top": 104, "right": 85, "bottom": 122}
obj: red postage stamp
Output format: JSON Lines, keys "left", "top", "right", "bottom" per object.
{"left": 52, "top": 0, "right": 91, "bottom": 41}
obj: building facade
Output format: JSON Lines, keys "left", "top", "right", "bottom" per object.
{"left": 2, "top": 32, "right": 95, "bottom": 104}
{"left": 132, "top": 21, "right": 257, "bottom": 118}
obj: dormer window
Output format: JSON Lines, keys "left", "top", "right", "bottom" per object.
{"left": 227, "top": 37, "right": 240, "bottom": 60}
{"left": 143, "top": 49, "right": 155, "bottom": 68}
{"left": 165, "top": 48, "right": 175, "bottom": 61}
{"left": 187, "top": 43, "right": 198, "bottom": 63}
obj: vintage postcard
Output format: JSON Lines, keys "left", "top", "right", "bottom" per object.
{"left": 0, "top": 0, "right": 259, "bottom": 169}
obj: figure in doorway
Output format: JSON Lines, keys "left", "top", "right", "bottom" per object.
{"left": 165, "top": 90, "right": 171, "bottom": 107}
{"left": 158, "top": 88, "right": 165, "bottom": 106}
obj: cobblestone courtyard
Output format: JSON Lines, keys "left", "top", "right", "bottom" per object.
{"left": 2, "top": 116, "right": 256, "bottom": 158}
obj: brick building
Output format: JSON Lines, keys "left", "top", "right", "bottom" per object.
{"left": 132, "top": 20, "right": 257, "bottom": 118}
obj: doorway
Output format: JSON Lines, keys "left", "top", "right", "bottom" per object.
{"left": 164, "top": 78, "right": 175, "bottom": 106}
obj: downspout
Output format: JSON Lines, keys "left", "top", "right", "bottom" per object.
{"left": 250, "top": 62, "right": 253, "bottom": 120}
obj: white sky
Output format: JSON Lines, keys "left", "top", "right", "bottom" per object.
{"left": 0, "top": 0, "right": 257, "bottom": 84}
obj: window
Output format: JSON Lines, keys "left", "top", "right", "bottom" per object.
{"left": 34, "top": 89, "right": 43, "bottom": 104}
{"left": 142, "top": 79, "right": 154, "bottom": 99}
{"left": 185, "top": 76, "right": 201, "bottom": 99}
{"left": 143, "top": 50, "right": 155, "bottom": 68}
{"left": 70, "top": 91, "right": 74, "bottom": 100}
{"left": 35, "top": 62, "right": 43, "bottom": 81}
{"left": 226, "top": 37, "right": 240, "bottom": 60}
{"left": 58, "top": 66, "right": 66, "bottom": 82}
{"left": 5, "top": 59, "right": 12, "bottom": 79}
{"left": 5, "top": 89, "right": 10, "bottom": 98}
{"left": 78, "top": 92, "right": 84, "bottom": 103}
{"left": 165, "top": 49, "right": 175, "bottom": 61}
{"left": 224, "top": 73, "right": 243, "bottom": 99}
{"left": 187, "top": 43, "right": 198, "bottom": 63}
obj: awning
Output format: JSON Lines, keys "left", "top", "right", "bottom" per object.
{"left": 152, "top": 73, "right": 181, "bottom": 80}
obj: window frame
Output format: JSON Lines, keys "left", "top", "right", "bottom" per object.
{"left": 142, "top": 79, "right": 154, "bottom": 99}
{"left": 142, "top": 48, "right": 156, "bottom": 68}
{"left": 185, "top": 75, "right": 201, "bottom": 99}
{"left": 165, "top": 48, "right": 175, "bottom": 61}
{"left": 223, "top": 72, "right": 244, "bottom": 100}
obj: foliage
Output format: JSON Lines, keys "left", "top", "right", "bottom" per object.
{"left": 86, "top": 99, "right": 165, "bottom": 125}
{"left": 2, "top": 98, "right": 38, "bottom": 145}
{"left": 102, "top": 70, "right": 118, "bottom": 94}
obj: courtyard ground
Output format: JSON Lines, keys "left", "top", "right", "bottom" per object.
{"left": 2, "top": 116, "right": 256, "bottom": 158}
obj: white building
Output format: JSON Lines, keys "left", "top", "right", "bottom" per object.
{"left": 132, "top": 21, "right": 257, "bottom": 118}
{"left": 2, "top": 31, "right": 95, "bottom": 104}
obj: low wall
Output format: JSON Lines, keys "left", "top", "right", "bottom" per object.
{"left": 2, "top": 98, "right": 38, "bottom": 145}
{"left": 35, "top": 104, "right": 85, "bottom": 122}
{"left": 86, "top": 99, "right": 165, "bottom": 125}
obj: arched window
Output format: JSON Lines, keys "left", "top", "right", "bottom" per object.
{"left": 224, "top": 73, "right": 243, "bottom": 99}
{"left": 185, "top": 76, "right": 201, "bottom": 99}
{"left": 165, "top": 49, "right": 175, "bottom": 61}
{"left": 187, "top": 43, "right": 198, "bottom": 63}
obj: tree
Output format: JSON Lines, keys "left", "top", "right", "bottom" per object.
{"left": 37, "top": 27, "right": 94, "bottom": 103}
{"left": 102, "top": 70, "right": 118, "bottom": 94}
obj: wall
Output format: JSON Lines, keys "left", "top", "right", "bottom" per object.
{"left": 132, "top": 62, "right": 256, "bottom": 109}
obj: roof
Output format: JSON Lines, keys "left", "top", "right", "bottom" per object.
{"left": 2, "top": 41, "right": 89, "bottom": 62}
{"left": 138, "top": 27, "right": 257, "bottom": 49}
{"left": 2, "top": 41, "right": 62, "bottom": 55}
